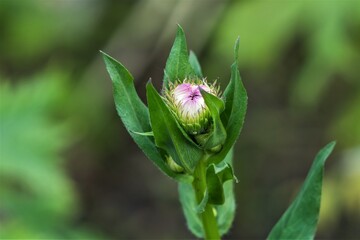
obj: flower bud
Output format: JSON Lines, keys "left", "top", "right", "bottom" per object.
{"left": 164, "top": 78, "right": 220, "bottom": 135}
{"left": 166, "top": 155, "right": 184, "bottom": 173}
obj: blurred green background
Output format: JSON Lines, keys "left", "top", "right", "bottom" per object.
{"left": 0, "top": 0, "right": 359, "bottom": 239}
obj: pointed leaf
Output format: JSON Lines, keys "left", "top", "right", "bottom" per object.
{"left": 163, "top": 25, "right": 195, "bottom": 88}
{"left": 189, "top": 51, "right": 203, "bottom": 78}
{"left": 268, "top": 142, "right": 336, "bottom": 240}
{"left": 216, "top": 149, "right": 236, "bottom": 236}
{"left": 196, "top": 189, "right": 209, "bottom": 214}
{"left": 200, "top": 89, "right": 227, "bottom": 151}
{"left": 178, "top": 182, "right": 204, "bottom": 238}
{"left": 146, "top": 82, "right": 203, "bottom": 174}
{"left": 209, "top": 37, "right": 248, "bottom": 164}
{"left": 196, "top": 159, "right": 237, "bottom": 213}
{"left": 101, "top": 51, "right": 189, "bottom": 182}
{"left": 178, "top": 150, "right": 236, "bottom": 237}
{"left": 206, "top": 162, "right": 235, "bottom": 205}
{"left": 234, "top": 36, "right": 240, "bottom": 63}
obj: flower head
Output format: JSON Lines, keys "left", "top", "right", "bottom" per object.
{"left": 164, "top": 78, "right": 220, "bottom": 135}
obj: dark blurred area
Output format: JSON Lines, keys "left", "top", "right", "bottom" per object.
{"left": 0, "top": 0, "right": 359, "bottom": 239}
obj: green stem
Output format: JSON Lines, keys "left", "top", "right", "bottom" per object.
{"left": 192, "top": 158, "right": 220, "bottom": 240}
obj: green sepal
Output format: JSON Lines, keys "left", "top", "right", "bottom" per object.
{"left": 200, "top": 89, "right": 227, "bottom": 151}
{"left": 146, "top": 81, "right": 203, "bottom": 174}
{"left": 268, "top": 141, "right": 336, "bottom": 240}
{"left": 189, "top": 50, "right": 203, "bottom": 78}
{"left": 101, "top": 51, "right": 189, "bottom": 182}
{"left": 209, "top": 37, "right": 248, "bottom": 164}
{"left": 163, "top": 25, "right": 195, "bottom": 89}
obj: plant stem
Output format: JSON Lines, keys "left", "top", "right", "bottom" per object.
{"left": 192, "top": 158, "right": 220, "bottom": 240}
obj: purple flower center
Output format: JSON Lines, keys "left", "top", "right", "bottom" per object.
{"left": 172, "top": 83, "right": 211, "bottom": 118}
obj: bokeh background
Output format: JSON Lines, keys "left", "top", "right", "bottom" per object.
{"left": 1, "top": 0, "right": 359, "bottom": 239}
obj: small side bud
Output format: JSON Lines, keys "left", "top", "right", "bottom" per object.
{"left": 166, "top": 155, "right": 184, "bottom": 173}
{"left": 195, "top": 132, "right": 223, "bottom": 153}
{"left": 212, "top": 207, "right": 218, "bottom": 217}
{"left": 208, "top": 144, "right": 222, "bottom": 153}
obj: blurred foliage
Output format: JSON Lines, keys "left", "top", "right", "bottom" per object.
{"left": 330, "top": 94, "right": 360, "bottom": 146}
{"left": 211, "top": 0, "right": 360, "bottom": 108}
{"left": 0, "top": 73, "right": 98, "bottom": 238}
{"left": 319, "top": 147, "right": 360, "bottom": 234}
{"left": 0, "top": 0, "right": 101, "bottom": 65}
{"left": 0, "top": 72, "right": 71, "bottom": 212}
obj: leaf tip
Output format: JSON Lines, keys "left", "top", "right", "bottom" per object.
{"left": 99, "top": 50, "right": 110, "bottom": 59}
{"left": 176, "top": 24, "right": 184, "bottom": 32}
{"left": 325, "top": 141, "right": 337, "bottom": 152}
{"left": 100, "top": 50, "right": 118, "bottom": 66}
{"left": 175, "top": 24, "right": 187, "bottom": 40}
{"left": 146, "top": 78, "right": 154, "bottom": 90}
{"left": 99, "top": 50, "right": 109, "bottom": 59}
{"left": 234, "top": 36, "right": 240, "bottom": 63}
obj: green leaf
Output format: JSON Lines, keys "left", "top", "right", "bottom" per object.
{"left": 215, "top": 149, "right": 236, "bottom": 236}
{"left": 234, "top": 36, "right": 240, "bottom": 63}
{"left": 163, "top": 25, "right": 195, "bottom": 88}
{"left": 178, "top": 182, "right": 204, "bottom": 238}
{"left": 178, "top": 150, "right": 236, "bottom": 237}
{"left": 205, "top": 162, "right": 235, "bottom": 206}
{"left": 268, "top": 141, "right": 336, "bottom": 240}
{"left": 101, "top": 51, "right": 188, "bottom": 182}
{"left": 209, "top": 37, "right": 248, "bottom": 164}
{"left": 189, "top": 50, "right": 203, "bottom": 78}
{"left": 200, "top": 89, "right": 227, "bottom": 151}
{"left": 146, "top": 82, "right": 203, "bottom": 174}
{"left": 196, "top": 158, "right": 236, "bottom": 213}
{"left": 222, "top": 37, "right": 242, "bottom": 127}
{"left": 196, "top": 189, "right": 209, "bottom": 214}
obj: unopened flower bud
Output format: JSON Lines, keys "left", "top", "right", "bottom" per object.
{"left": 164, "top": 78, "right": 220, "bottom": 135}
